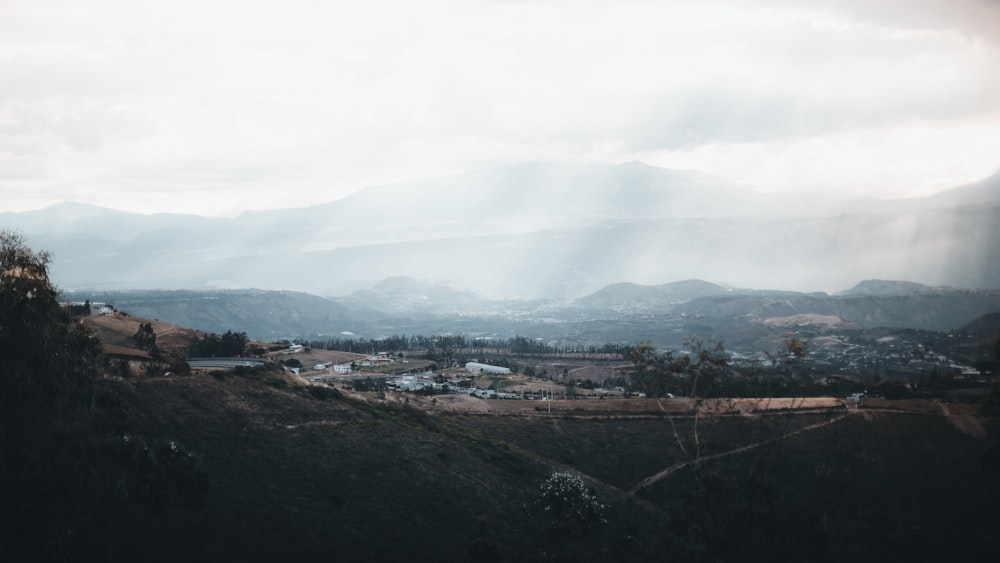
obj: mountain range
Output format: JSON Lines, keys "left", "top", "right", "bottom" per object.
{"left": 5, "top": 161, "right": 1000, "bottom": 299}
{"left": 61, "top": 278, "right": 1000, "bottom": 354}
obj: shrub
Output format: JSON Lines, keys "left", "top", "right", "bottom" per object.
{"left": 308, "top": 385, "right": 341, "bottom": 401}
{"left": 534, "top": 471, "right": 607, "bottom": 536}
{"left": 265, "top": 377, "right": 288, "bottom": 389}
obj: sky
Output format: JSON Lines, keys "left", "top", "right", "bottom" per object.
{"left": 1, "top": 0, "right": 998, "bottom": 217}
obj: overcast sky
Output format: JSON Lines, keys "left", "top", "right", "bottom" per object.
{"left": 2, "top": 0, "right": 998, "bottom": 216}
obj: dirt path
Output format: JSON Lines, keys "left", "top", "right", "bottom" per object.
{"left": 629, "top": 411, "right": 857, "bottom": 495}
{"left": 946, "top": 413, "right": 988, "bottom": 440}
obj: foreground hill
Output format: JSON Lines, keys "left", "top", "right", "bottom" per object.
{"left": 107, "top": 374, "right": 556, "bottom": 562}
{"left": 96, "top": 371, "right": 1000, "bottom": 562}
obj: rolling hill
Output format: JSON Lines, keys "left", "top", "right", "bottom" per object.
{"left": 67, "top": 289, "right": 356, "bottom": 341}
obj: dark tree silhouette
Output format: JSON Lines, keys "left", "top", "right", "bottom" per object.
{"left": 1, "top": 231, "right": 207, "bottom": 561}
{"left": 188, "top": 329, "right": 248, "bottom": 357}
{"left": 623, "top": 338, "right": 728, "bottom": 459}
{"left": 133, "top": 322, "right": 160, "bottom": 357}
{"left": 1, "top": 231, "right": 105, "bottom": 559}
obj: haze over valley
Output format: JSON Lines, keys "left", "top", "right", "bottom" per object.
{"left": 7, "top": 162, "right": 1000, "bottom": 301}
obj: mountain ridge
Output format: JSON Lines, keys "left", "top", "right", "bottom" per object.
{"left": 8, "top": 162, "right": 1000, "bottom": 298}
{"left": 61, "top": 277, "right": 1000, "bottom": 348}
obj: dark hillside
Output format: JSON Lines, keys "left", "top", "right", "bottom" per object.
{"left": 960, "top": 312, "right": 1000, "bottom": 338}
{"left": 93, "top": 369, "right": 1000, "bottom": 562}
{"left": 102, "top": 374, "right": 646, "bottom": 562}
{"left": 461, "top": 409, "right": 999, "bottom": 562}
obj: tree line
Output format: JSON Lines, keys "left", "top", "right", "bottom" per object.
{"left": 308, "top": 333, "right": 630, "bottom": 358}
{"left": 187, "top": 330, "right": 249, "bottom": 357}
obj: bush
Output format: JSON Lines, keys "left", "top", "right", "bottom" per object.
{"left": 265, "top": 377, "right": 288, "bottom": 389}
{"left": 534, "top": 471, "right": 607, "bottom": 536}
{"left": 308, "top": 385, "right": 341, "bottom": 401}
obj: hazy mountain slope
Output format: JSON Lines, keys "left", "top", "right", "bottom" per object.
{"left": 576, "top": 279, "right": 732, "bottom": 309}
{"left": 283, "top": 205, "right": 1000, "bottom": 297}
{"left": 27, "top": 202, "right": 1000, "bottom": 298}
{"left": 294, "top": 161, "right": 760, "bottom": 224}
{"left": 337, "top": 276, "right": 495, "bottom": 315}
{"left": 1, "top": 202, "right": 222, "bottom": 242}
{"left": 900, "top": 168, "right": 1000, "bottom": 210}
{"left": 839, "top": 279, "right": 946, "bottom": 296}
{"left": 840, "top": 169, "right": 1000, "bottom": 214}
{"left": 6, "top": 162, "right": 1000, "bottom": 298}
{"left": 671, "top": 290, "right": 1000, "bottom": 331}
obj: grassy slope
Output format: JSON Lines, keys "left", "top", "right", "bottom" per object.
{"left": 104, "top": 373, "right": 564, "bottom": 562}
{"left": 100, "top": 370, "right": 1000, "bottom": 562}
{"left": 463, "top": 410, "right": 1000, "bottom": 561}
{"left": 86, "top": 314, "right": 202, "bottom": 350}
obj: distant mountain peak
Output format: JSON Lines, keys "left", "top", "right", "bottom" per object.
{"left": 35, "top": 201, "right": 111, "bottom": 218}
{"left": 577, "top": 279, "right": 731, "bottom": 308}
{"left": 371, "top": 276, "right": 461, "bottom": 293}
{"left": 839, "top": 279, "right": 945, "bottom": 296}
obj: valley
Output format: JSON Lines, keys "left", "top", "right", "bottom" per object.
{"left": 67, "top": 277, "right": 1000, "bottom": 393}
{"left": 5, "top": 227, "right": 1000, "bottom": 562}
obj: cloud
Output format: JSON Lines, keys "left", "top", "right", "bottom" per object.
{"left": 771, "top": 0, "right": 1000, "bottom": 44}
{"left": 639, "top": 114, "right": 1000, "bottom": 198}
{"left": 0, "top": 0, "right": 997, "bottom": 215}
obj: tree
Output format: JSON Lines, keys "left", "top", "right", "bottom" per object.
{"left": 188, "top": 329, "right": 247, "bottom": 358}
{"left": 133, "top": 322, "right": 160, "bottom": 357}
{"left": 0, "top": 230, "right": 104, "bottom": 427}
{"left": 1, "top": 231, "right": 105, "bottom": 558}
{"left": 219, "top": 330, "right": 248, "bottom": 357}
{"left": 1, "top": 231, "right": 207, "bottom": 560}
{"left": 533, "top": 471, "right": 607, "bottom": 536}
{"left": 530, "top": 471, "right": 608, "bottom": 561}
{"left": 623, "top": 338, "right": 729, "bottom": 460}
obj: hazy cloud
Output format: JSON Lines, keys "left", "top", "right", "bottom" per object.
{"left": 772, "top": 0, "right": 1000, "bottom": 44}
{"left": 0, "top": 0, "right": 997, "bottom": 215}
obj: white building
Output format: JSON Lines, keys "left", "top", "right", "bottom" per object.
{"left": 466, "top": 362, "right": 511, "bottom": 375}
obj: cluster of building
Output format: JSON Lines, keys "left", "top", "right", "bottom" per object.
{"left": 807, "top": 334, "right": 986, "bottom": 380}
{"left": 313, "top": 361, "right": 353, "bottom": 374}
